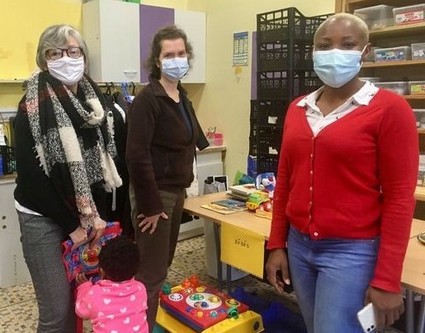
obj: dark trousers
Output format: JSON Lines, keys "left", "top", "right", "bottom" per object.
{"left": 17, "top": 211, "right": 76, "bottom": 333}
{"left": 130, "top": 186, "right": 185, "bottom": 333}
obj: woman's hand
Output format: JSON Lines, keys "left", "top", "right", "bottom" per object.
{"left": 137, "top": 212, "right": 168, "bottom": 234}
{"left": 89, "top": 217, "right": 106, "bottom": 247}
{"left": 69, "top": 226, "right": 89, "bottom": 250}
{"left": 364, "top": 286, "right": 404, "bottom": 330}
{"left": 75, "top": 273, "right": 89, "bottom": 285}
{"left": 265, "top": 248, "right": 291, "bottom": 294}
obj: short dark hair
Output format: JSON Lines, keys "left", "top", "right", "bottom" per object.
{"left": 98, "top": 236, "right": 139, "bottom": 282}
{"left": 145, "top": 25, "right": 194, "bottom": 79}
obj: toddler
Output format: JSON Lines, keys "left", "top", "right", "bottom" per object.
{"left": 75, "top": 236, "right": 148, "bottom": 332}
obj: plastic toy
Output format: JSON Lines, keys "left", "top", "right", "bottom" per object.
{"left": 159, "top": 277, "right": 252, "bottom": 332}
{"left": 61, "top": 221, "right": 122, "bottom": 282}
{"left": 246, "top": 192, "right": 270, "bottom": 211}
{"left": 229, "top": 287, "right": 307, "bottom": 333}
{"left": 156, "top": 306, "right": 264, "bottom": 333}
{"left": 255, "top": 172, "right": 276, "bottom": 198}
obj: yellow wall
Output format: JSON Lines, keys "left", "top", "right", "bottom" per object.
{"left": 0, "top": 0, "right": 336, "bottom": 180}
{"left": 143, "top": 0, "right": 186, "bottom": 9}
{"left": 0, "top": 0, "right": 82, "bottom": 81}
{"left": 0, "top": 0, "right": 82, "bottom": 107}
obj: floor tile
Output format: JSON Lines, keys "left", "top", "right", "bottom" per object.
{"left": 0, "top": 282, "right": 34, "bottom": 308}
{"left": 0, "top": 298, "right": 38, "bottom": 333}
{"left": 0, "top": 235, "right": 407, "bottom": 333}
{"left": 174, "top": 235, "right": 206, "bottom": 257}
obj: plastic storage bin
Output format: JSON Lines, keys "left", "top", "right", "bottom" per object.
{"left": 257, "top": 69, "right": 321, "bottom": 99}
{"left": 413, "top": 109, "right": 425, "bottom": 128}
{"left": 354, "top": 5, "right": 394, "bottom": 30}
{"left": 364, "top": 47, "right": 378, "bottom": 62}
{"left": 409, "top": 81, "right": 425, "bottom": 95}
{"left": 374, "top": 46, "right": 411, "bottom": 62}
{"left": 393, "top": 4, "right": 425, "bottom": 25}
{"left": 374, "top": 81, "right": 409, "bottom": 95}
{"left": 418, "top": 154, "right": 425, "bottom": 186}
{"left": 257, "top": 7, "right": 329, "bottom": 43}
{"left": 412, "top": 43, "right": 425, "bottom": 59}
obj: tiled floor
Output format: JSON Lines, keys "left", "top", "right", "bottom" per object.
{"left": 0, "top": 235, "right": 404, "bottom": 333}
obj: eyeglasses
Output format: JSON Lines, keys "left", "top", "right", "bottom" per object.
{"left": 46, "top": 47, "right": 83, "bottom": 60}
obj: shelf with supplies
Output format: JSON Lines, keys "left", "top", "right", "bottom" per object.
{"left": 335, "top": 0, "right": 425, "bottom": 231}
{"left": 368, "top": 21, "right": 425, "bottom": 38}
{"left": 337, "top": 0, "right": 421, "bottom": 12}
{"left": 362, "top": 59, "right": 425, "bottom": 68}
{"left": 405, "top": 95, "right": 425, "bottom": 101}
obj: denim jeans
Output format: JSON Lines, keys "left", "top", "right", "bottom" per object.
{"left": 287, "top": 226, "right": 379, "bottom": 333}
{"left": 17, "top": 211, "right": 76, "bottom": 333}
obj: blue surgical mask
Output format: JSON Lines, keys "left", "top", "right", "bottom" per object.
{"left": 161, "top": 57, "right": 189, "bottom": 81}
{"left": 313, "top": 48, "right": 365, "bottom": 88}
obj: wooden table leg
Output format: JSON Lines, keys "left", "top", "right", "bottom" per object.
{"left": 416, "top": 295, "right": 425, "bottom": 333}
{"left": 213, "top": 223, "right": 223, "bottom": 291}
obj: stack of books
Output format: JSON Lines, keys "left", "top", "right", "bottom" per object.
{"left": 201, "top": 198, "right": 247, "bottom": 215}
{"left": 227, "top": 184, "right": 257, "bottom": 201}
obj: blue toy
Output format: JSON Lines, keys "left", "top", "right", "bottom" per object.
{"left": 230, "top": 287, "right": 307, "bottom": 333}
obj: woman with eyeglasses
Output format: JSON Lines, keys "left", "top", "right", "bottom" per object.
{"left": 14, "top": 24, "right": 122, "bottom": 333}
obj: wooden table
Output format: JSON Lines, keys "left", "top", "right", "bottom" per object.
{"left": 415, "top": 186, "right": 425, "bottom": 202}
{"left": 184, "top": 192, "right": 270, "bottom": 291}
{"left": 184, "top": 193, "right": 425, "bottom": 333}
{"left": 184, "top": 192, "right": 270, "bottom": 239}
{"left": 402, "top": 219, "right": 425, "bottom": 333}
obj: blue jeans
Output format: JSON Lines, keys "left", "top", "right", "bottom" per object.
{"left": 17, "top": 211, "right": 76, "bottom": 333}
{"left": 287, "top": 226, "right": 379, "bottom": 333}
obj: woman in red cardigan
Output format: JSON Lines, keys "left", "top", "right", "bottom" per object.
{"left": 265, "top": 13, "right": 418, "bottom": 333}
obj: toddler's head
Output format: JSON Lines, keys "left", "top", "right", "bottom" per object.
{"left": 98, "top": 236, "right": 139, "bottom": 282}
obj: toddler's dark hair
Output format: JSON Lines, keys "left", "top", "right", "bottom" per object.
{"left": 98, "top": 236, "right": 139, "bottom": 282}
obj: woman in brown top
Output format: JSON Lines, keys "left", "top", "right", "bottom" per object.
{"left": 126, "top": 25, "right": 208, "bottom": 332}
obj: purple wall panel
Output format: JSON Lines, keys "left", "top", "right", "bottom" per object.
{"left": 251, "top": 31, "right": 257, "bottom": 100}
{"left": 140, "top": 5, "right": 174, "bottom": 83}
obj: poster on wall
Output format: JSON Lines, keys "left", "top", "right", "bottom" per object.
{"left": 233, "top": 31, "right": 248, "bottom": 66}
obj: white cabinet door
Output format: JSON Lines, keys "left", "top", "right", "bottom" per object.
{"left": 82, "top": 0, "right": 140, "bottom": 82}
{"left": 175, "top": 10, "right": 206, "bottom": 83}
{"left": 0, "top": 180, "right": 31, "bottom": 287}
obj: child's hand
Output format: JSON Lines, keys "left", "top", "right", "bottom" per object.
{"left": 75, "top": 273, "right": 89, "bottom": 285}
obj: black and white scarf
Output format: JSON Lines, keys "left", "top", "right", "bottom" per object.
{"left": 25, "top": 71, "right": 122, "bottom": 227}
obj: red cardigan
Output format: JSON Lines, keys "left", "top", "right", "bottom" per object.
{"left": 268, "top": 89, "right": 418, "bottom": 292}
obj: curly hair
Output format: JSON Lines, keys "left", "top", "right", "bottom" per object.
{"left": 98, "top": 236, "right": 139, "bottom": 282}
{"left": 145, "top": 25, "right": 194, "bottom": 79}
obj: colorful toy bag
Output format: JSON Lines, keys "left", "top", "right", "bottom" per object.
{"left": 61, "top": 221, "right": 122, "bottom": 282}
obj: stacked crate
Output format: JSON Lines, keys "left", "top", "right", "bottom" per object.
{"left": 250, "top": 8, "right": 331, "bottom": 175}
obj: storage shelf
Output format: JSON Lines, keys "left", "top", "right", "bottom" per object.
{"left": 404, "top": 95, "right": 425, "bottom": 100}
{"left": 347, "top": 0, "right": 420, "bottom": 11}
{"left": 363, "top": 60, "right": 425, "bottom": 68}
{"left": 369, "top": 22, "right": 425, "bottom": 39}
{"left": 0, "top": 80, "right": 26, "bottom": 84}
{"left": 418, "top": 129, "right": 425, "bottom": 134}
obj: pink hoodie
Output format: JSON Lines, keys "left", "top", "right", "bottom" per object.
{"left": 76, "top": 278, "right": 148, "bottom": 333}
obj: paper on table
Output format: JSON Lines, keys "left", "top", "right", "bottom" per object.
{"left": 201, "top": 200, "right": 247, "bottom": 215}
{"left": 220, "top": 223, "right": 265, "bottom": 278}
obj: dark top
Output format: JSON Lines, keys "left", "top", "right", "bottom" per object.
{"left": 126, "top": 75, "right": 209, "bottom": 216}
{"left": 14, "top": 90, "right": 108, "bottom": 236}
